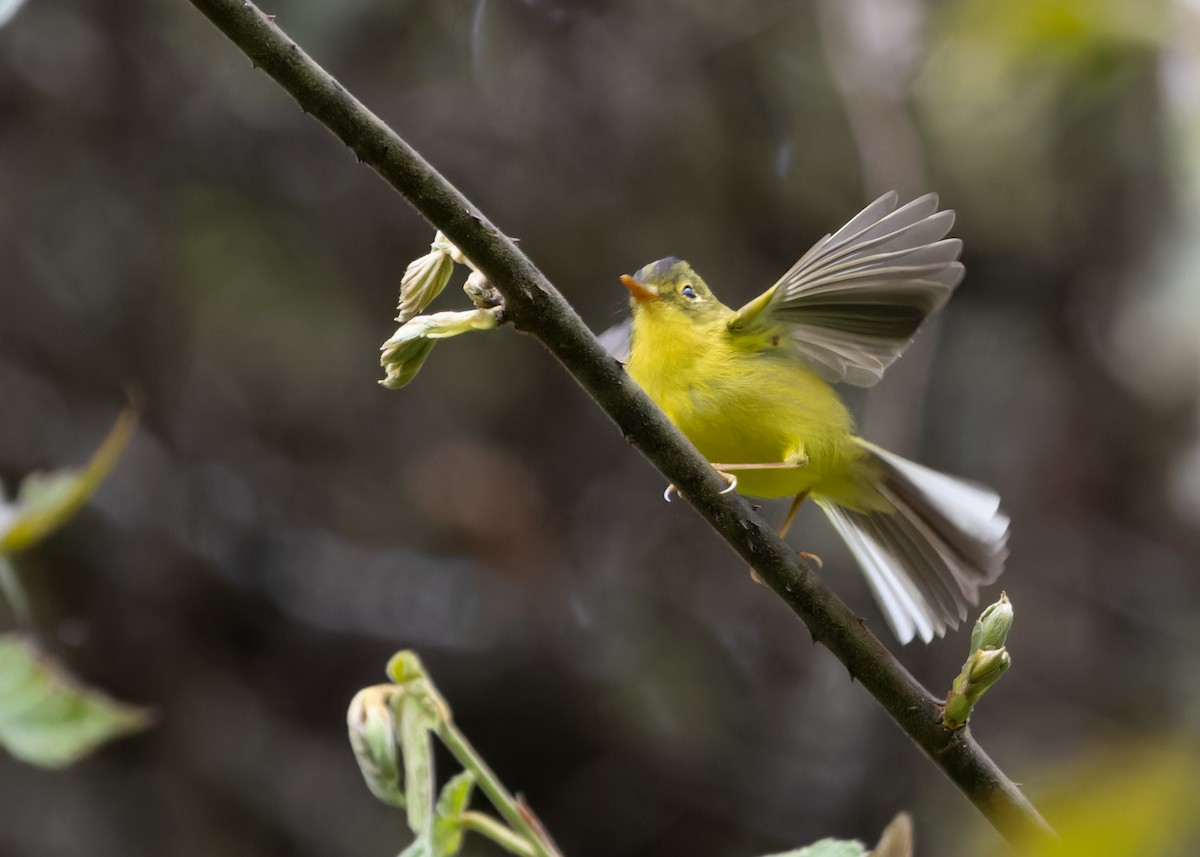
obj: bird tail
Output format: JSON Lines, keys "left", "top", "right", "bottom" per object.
{"left": 816, "top": 439, "right": 1009, "bottom": 644}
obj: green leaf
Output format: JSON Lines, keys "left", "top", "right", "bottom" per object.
{"left": 346, "top": 681, "right": 440, "bottom": 835}
{"left": 397, "top": 688, "right": 439, "bottom": 835}
{"left": 433, "top": 771, "right": 477, "bottom": 856}
{"left": 395, "top": 248, "right": 454, "bottom": 324}
{"left": 436, "top": 769, "right": 476, "bottom": 818}
{"left": 0, "top": 411, "right": 135, "bottom": 555}
{"left": 379, "top": 308, "right": 500, "bottom": 389}
{"left": 0, "top": 635, "right": 151, "bottom": 768}
{"left": 348, "top": 651, "right": 451, "bottom": 842}
{"left": 760, "top": 839, "right": 868, "bottom": 857}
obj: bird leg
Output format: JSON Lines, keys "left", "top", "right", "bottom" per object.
{"left": 750, "top": 490, "right": 820, "bottom": 584}
{"left": 778, "top": 490, "right": 808, "bottom": 538}
{"left": 663, "top": 459, "right": 808, "bottom": 503}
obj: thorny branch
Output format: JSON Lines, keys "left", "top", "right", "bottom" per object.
{"left": 186, "top": 0, "right": 1054, "bottom": 846}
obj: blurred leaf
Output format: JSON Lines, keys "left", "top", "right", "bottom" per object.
{"left": 761, "top": 812, "right": 913, "bottom": 857}
{"left": 433, "top": 771, "right": 477, "bottom": 856}
{"left": 1019, "top": 741, "right": 1200, "bottom": 856}
{"left": 872, "top": 812, "right": 913, "bottom": 857}
{"left": 762, "top": 839, "right": 867, "bottom": 857}
{"left": 346, "top": 679, "right": 440, "bottom": 835}
{"left": 0, "top": 635, "right": 150, "bottom": 768}
{"left": 0, "top": 410, "right": 135, "bottom": 555}
{"left": 398, "top": 689, "right": 439, "bottom": 836}
{"left": 350, "top": 653, "right": 449, "bottom": 839}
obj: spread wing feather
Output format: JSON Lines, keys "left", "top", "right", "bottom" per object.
{"left": 729, "top": 192, "right": 965, "bottom": 387}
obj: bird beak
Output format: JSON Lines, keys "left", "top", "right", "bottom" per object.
{"left": 620, "top": 275, "right": 658, "bottom": 303}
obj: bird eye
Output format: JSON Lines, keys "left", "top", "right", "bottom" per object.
{"left": 681, "top": 284, "right": 698, "bottom": 300}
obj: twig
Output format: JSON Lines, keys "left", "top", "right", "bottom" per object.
{"left": 184, "top": 0, "right": 1055, "bottom": 845}
{"left": 437, "top": 716, "right": 564, "bottom": 857}
{"left": 456, "top": 812, "right": 538, "bottom": 857}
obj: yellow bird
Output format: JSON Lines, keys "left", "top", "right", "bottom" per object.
{"left": 619, "top": 193, "right": 1008, "bottom": 644}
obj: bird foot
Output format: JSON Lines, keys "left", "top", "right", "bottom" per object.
{"left": 662, "top": 468, "right": 738, "bottom": 503}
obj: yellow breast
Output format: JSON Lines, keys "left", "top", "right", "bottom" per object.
{"left": 626, "top": 305, "right": 867, "bottom": 502}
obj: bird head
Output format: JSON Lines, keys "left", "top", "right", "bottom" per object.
{"left": 620, "top": 258, "right": 722, "bottom": 320}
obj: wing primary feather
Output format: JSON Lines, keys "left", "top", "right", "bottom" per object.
{"left": 729, "top": 192, "right": 966, "bottom": 386}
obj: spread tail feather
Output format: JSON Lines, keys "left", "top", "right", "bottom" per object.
{"left": 817, "top": 439, "right": 1009, "bottom": 644}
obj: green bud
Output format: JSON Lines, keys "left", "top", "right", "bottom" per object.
{"left": 347, "top": 685, "right": 406, "bottom": 806}
{"left": 943, "top": 595, "right": 1016, "bottom": 730}
{"left": 387, "top": 650, "right": 428, "bottom": 685}
{"left": 943, "top": 647, "right": 1011, "bottom": 729}
{"left": 463, "top": 270, "right": 502, "bottom": 311}
{"left": 966, "top": 645, "right": 1011, "bottom": 684}
{"left": 380, "top": 326, "right": 438, "bottom": 389}
{"left": 942, "top": 692, "right": 972, "bottom": 731}
{"left": 420, "top": 307, "right": 500, "bottom": 339}
{"left": 395, "top": 249, "right": 454, "bottom": 324}
{"left": 970, "top": 591, "right": 1013, "bottom": 654}
{"left": 379, "top": 308, "right": 500, "bottom": 389}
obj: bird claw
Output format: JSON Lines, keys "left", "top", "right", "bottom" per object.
{"left": 663, "top": 469, "right": 736, "bottom": 502}
{"left": 798, "top": 551, "right": 824, "bottom": 569}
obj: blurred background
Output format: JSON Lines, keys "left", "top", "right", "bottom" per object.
{"left": 2, "top": 0, "right": 1199, "bottom": 854}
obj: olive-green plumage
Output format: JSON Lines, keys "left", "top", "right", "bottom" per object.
{"left": 619, "top": 193, "right": 1010, "bottom": 644}
{"left": 625, "top": 259, "right": 880, "bottom": 509}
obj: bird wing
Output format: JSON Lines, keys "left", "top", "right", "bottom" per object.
{"left": 599, "top": 318, "right": 633, "bottom": 364}
{"left": 727, "top": 192, "right": 964, "bottom": 387}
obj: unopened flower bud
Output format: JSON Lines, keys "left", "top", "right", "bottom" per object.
{"left": 463, "top": 270, "right": 502, "bottom": 311}
{"left": 347, "top": 686, "right": 405, "bottom": 806}
{"left": 970, "top": 591, "right": 1013, "bottom": 654}
{"left": 966, "top": 645, "right": 1011, "bottom": 684}
{"left": 942, "top": 596, "right": 1016, "bottom": 730}
{"left": 387, "top": 650, "right": 427, "bottom": 685}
